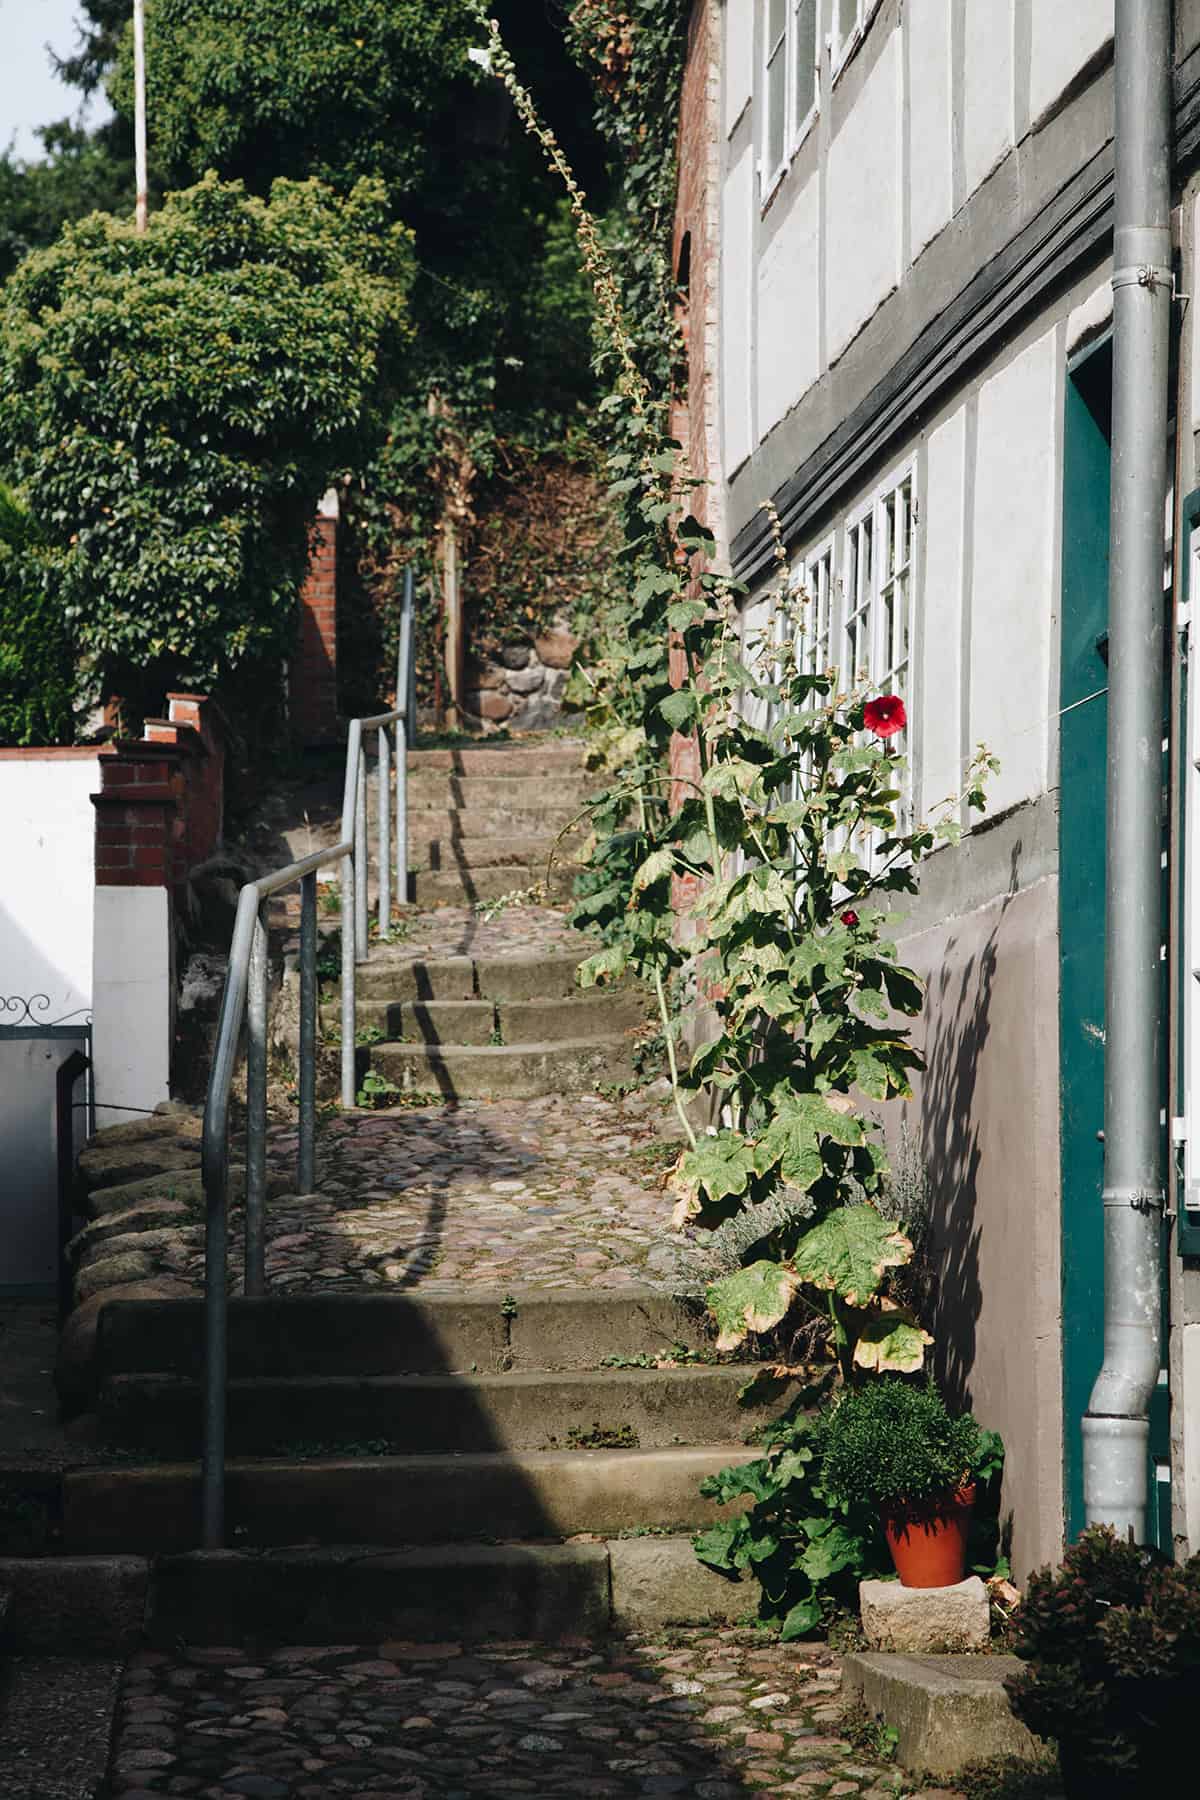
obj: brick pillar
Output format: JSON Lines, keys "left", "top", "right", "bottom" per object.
{"left": 145, "top": 692, "right": 224, "bottom": 873}
{"left": 290, "top": 488, "right": 340, "bottom": 745}
{"left": 90, "top": 747, "right": 178, "bottom": 1122}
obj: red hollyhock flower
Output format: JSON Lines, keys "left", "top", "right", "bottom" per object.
{"left": 863, "top": 694, "right": 907, "bottom": 738}
{"left": 841, "top": 910, "right": 859, "bottom": 928}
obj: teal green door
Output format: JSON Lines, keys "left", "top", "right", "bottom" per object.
{"left": 1059, "top": 340, "right": 1170, "bottom": 1547}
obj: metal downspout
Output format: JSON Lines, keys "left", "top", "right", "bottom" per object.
{"left": 1082, "top": 0, "right": 1173, "bottom": 1541}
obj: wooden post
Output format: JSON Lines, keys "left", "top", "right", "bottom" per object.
{"left": 134, "top": 0, "right": 148, "bottom": 232}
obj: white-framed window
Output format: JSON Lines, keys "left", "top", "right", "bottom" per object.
{"left": 762, "top": 0, "right": 820, "bottom": 199}
{"left": 787, "top": 535, "right": 837, "bottom": 830}
{"left": 840, "top": 462, "right": 916, "bottom": 843}
{"left": 831, "top": 0, "right": 883, "bottom": 77}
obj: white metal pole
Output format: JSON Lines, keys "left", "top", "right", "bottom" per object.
{"left": 134, "top": 0, "right": 148, "bottom": 233}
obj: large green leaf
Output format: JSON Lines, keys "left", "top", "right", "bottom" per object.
{"left": 780, "top": 1597, "right": 823, "bottom": 1640}
{"left": 790, "top": 1204, "right": 912, "bottom": 1305}
{"left": 692, "top": 1519, "right": 746, "bottom": 1575}
{"left": 669, "top": 1131, "right": 756, "bottom": 1216}
{"left": 849, "top": 1300, "right": 932, "bottom": 1374}
{"left": 754, "top": 1091, "right": 865, "bottom": 1187}
{"left": 706, "top": 1260, "right": 800, "bottom": 1351}
{"left": 799, "top": 1524, "right": 866, "bottom": 1582}
{"left": 631, "top": 847, "right": 675, "bottom": 893}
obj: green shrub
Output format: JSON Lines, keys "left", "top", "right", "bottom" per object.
{"left": 0, "top": 484, "right": 74, "bottom": 746}
{"left": 1006, "top": 1525, "right": 1200, "bottom": 1795}
{"left": 0, "top": 173, "right": 412, "bottom": 712}
{"left": 694, "top": 1399, "right": 890, "bottom": 1641}
{"left": 819, "top": 1379, "right": 1001, "bottom": 1513}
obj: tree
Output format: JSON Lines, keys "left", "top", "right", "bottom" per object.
{"left": 0, "top": 174, "right": 413, "bottom": 717}
{"left": 0, "top": 484, "right": 74, "bottom": 747}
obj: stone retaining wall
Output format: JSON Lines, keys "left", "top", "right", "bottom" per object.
{"left": 465, "top": 625, "right": 578, "bottom": 731}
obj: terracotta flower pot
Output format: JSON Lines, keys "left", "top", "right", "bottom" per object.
{"left": 882, "top": 1482, "right": 975, "bottom": 1588}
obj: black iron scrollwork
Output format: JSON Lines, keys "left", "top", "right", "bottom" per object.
{"left": 0, "top": 994, "right": 52, "bottom": 1026}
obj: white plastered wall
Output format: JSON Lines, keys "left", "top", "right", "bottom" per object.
{"left": 0, "top": 753, "right": 99, "bottom": 1289}
{"left": 0, "top": 754, "right": 100, "bottom": 1018}
{"left": 91, "top": 886, "right": 172, "bottom": 1125}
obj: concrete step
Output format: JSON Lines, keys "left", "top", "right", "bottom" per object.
{"left": 95, "top": 1288, "right": 711, "bottom": 1382}
{"left": 63, "top": 1444, "right": 755, "bottom": 1555}
{"left": 413, "top": 833, "right": 577, "bottom": 872}
{"left": 97, "top": 1364, "right": 760, "bottom": 1458}
{"left": 354, "top": 949, "right": 590, "bottom": 1003}
{"left": 145, "top": 1535, "right": 741, "bottom": 1644}
{"left": 363, "top": 1034, "right": 636, "bottom": 1098}
{"left": 406, "top": 744, "right": 587, "bottom": 777}
{"left": 407, "top": 861, "right": 574, "bottom": 906}
{"left": 329, "top": 991, "right": 648, "bottom": 1047}
{"left": 406, "top": 774, "right": 594, "bottom": 811}
{"left": 408, "top": 807, "right": 584, "bottom": 845}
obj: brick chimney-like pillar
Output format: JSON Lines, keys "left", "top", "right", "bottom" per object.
{"left": 90, "top": 747, "right": 178, "bottom": 1122}
{"left": 290, "top": 489, "right": 340, "bottom": 745}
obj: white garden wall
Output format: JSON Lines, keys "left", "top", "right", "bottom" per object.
{"left": 0, "top": 750, "right": 100, "bottom": 1292}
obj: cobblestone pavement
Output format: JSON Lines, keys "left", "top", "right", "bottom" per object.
{"left": 109, "top": 1628, "right": 955, "bottom": 1799}
{"left": 223, "top": 1083, "right": 695, "bottom": 1298}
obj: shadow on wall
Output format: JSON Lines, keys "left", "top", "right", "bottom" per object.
{"left": 917, "top": 845, "right": 1019, "bottom": 1415}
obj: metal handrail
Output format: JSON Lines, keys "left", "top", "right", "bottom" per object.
{"left": 199, "top": 566, "right": 418, "bottom": 1547}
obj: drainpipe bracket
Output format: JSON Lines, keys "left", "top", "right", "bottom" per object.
{"left": 1111, "top": 262, "right": 1175, "bottom": 294}
{"left": 1102, "top": 1184, "right": 1165, "bottom": 1214}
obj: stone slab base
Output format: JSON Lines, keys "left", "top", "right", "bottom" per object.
{"left": 841, "top": 1650, "right": 1043, "bottom": 1776}
{"left": 860, "top": 1574, "right": 990, "bottom": 1652}
{"left": 0, "top": 1536, "right": 743, "bottom": 1650}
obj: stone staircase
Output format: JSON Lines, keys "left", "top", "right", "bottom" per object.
{"left": 37, "top": 734, "right": 773, "bottom": 1647}
{"left": 335, "top": 945, "right": 651, "bottom": 1100}
{"left": 395, "top": 740, "right": 592, "bottom": 907}
{"left": 61, "top": 1287, "right": 762, "bottom": 1640}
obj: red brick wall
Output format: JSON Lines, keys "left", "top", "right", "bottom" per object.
{"left": 94, "top": 694, "right": 224, "bottom": 890}
{"left": 92, "top": 748, "right": 178, "bottom": 888}
{"left": 290, "top": 511, "right": 339, "bottom": 745}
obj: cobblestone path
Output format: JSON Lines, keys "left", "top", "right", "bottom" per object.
{"left": 109, "top": 1628, "right": 956, "bottom": 1800}
{"left": 243, "top": 1083, "right": 693, "bottom": 1299}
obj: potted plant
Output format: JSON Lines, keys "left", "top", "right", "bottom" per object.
{"left": 1006, "top": 1526, "right": 1200, "bottom": 1798}
{"left": 818, "top": 1379, "right": 1002, "bottom": 1588}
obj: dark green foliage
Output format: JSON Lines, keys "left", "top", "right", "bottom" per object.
{"left": 1006, "top": 1525, "right": 1200, "bottom": 1793}
{"left": 819, "top": 1379, "right": 1001, "bottom": 1513}
{"left": 693, "top": 1398, "right": 890, "bottom": 1640}
{"left": 0, "top": 123, "right": 134, "bottom": 285}
{"left": 696, "top": 1382, "right": 1005, "bottom": 1639}
{"left": 0, "top": 174, "right": 411, "bottom": 710}
{"left": 0, "top": 485, "right": 74, "bottom": 745}
{"left": 104, "top": 0, "right": 613, "bottom": 708}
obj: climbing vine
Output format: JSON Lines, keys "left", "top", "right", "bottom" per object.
{"left": 471, "top": 6, "right": 998, "bottom": 1373}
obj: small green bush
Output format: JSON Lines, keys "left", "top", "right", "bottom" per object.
{"left": 1006, "top": 1525, "right": 1200, "bottom": 1795}
{"left": 819, "top": 1379, "right": 1000, "bottom": 1513}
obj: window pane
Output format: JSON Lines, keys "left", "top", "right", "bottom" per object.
{"left": 794, "top": 0, "right": 817, "bottom": 119}
{"left": 769, "top": 0, "right": 787, "bottom": 51}
{"left": 767, "top": 47, "right": 786, "bottom": 171}
{"left": 837, "top": 0, "right": 858, "bottom": 50}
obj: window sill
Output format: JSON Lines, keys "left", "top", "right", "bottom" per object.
{"left": 759, "top": 108, "right": 819, "bottom": 217}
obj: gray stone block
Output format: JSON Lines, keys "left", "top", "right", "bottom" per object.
{"left": 860, "top": 1575, "right": 991, "bottom": 1652}
{"left": 0, "top": 1555, "right": 148, "bottom": 1653}
{"left": 841, "top": 1652, "right": 1043, "bottom": 1776}
{"left": 609, "top": 1534, "right": 746, "bottom": 1627}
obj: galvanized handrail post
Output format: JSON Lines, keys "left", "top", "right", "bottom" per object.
{"left": 298, "top": 872, "right": 317, "bottom": 1194}
{"left": 378, "top": 725, "right": 391, "bottom": 936}
{"left": 244, "top": 900, "right": 269, "bottom": 1298}
{"left": 339, "top": 720, "right": 361, "bottom": 1109}
{"left": 355, "top": 737, "right": 369, "bottom": 962}
{"left": 201, "top": 605, "right": 421, "bottom": 1544}
{"left": 396, "top": 567, "right": 414, "bottom": 906}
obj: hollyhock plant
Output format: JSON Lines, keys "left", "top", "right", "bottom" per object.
{"left": 863, "top": 694, "right": 907, "bottom": 738}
